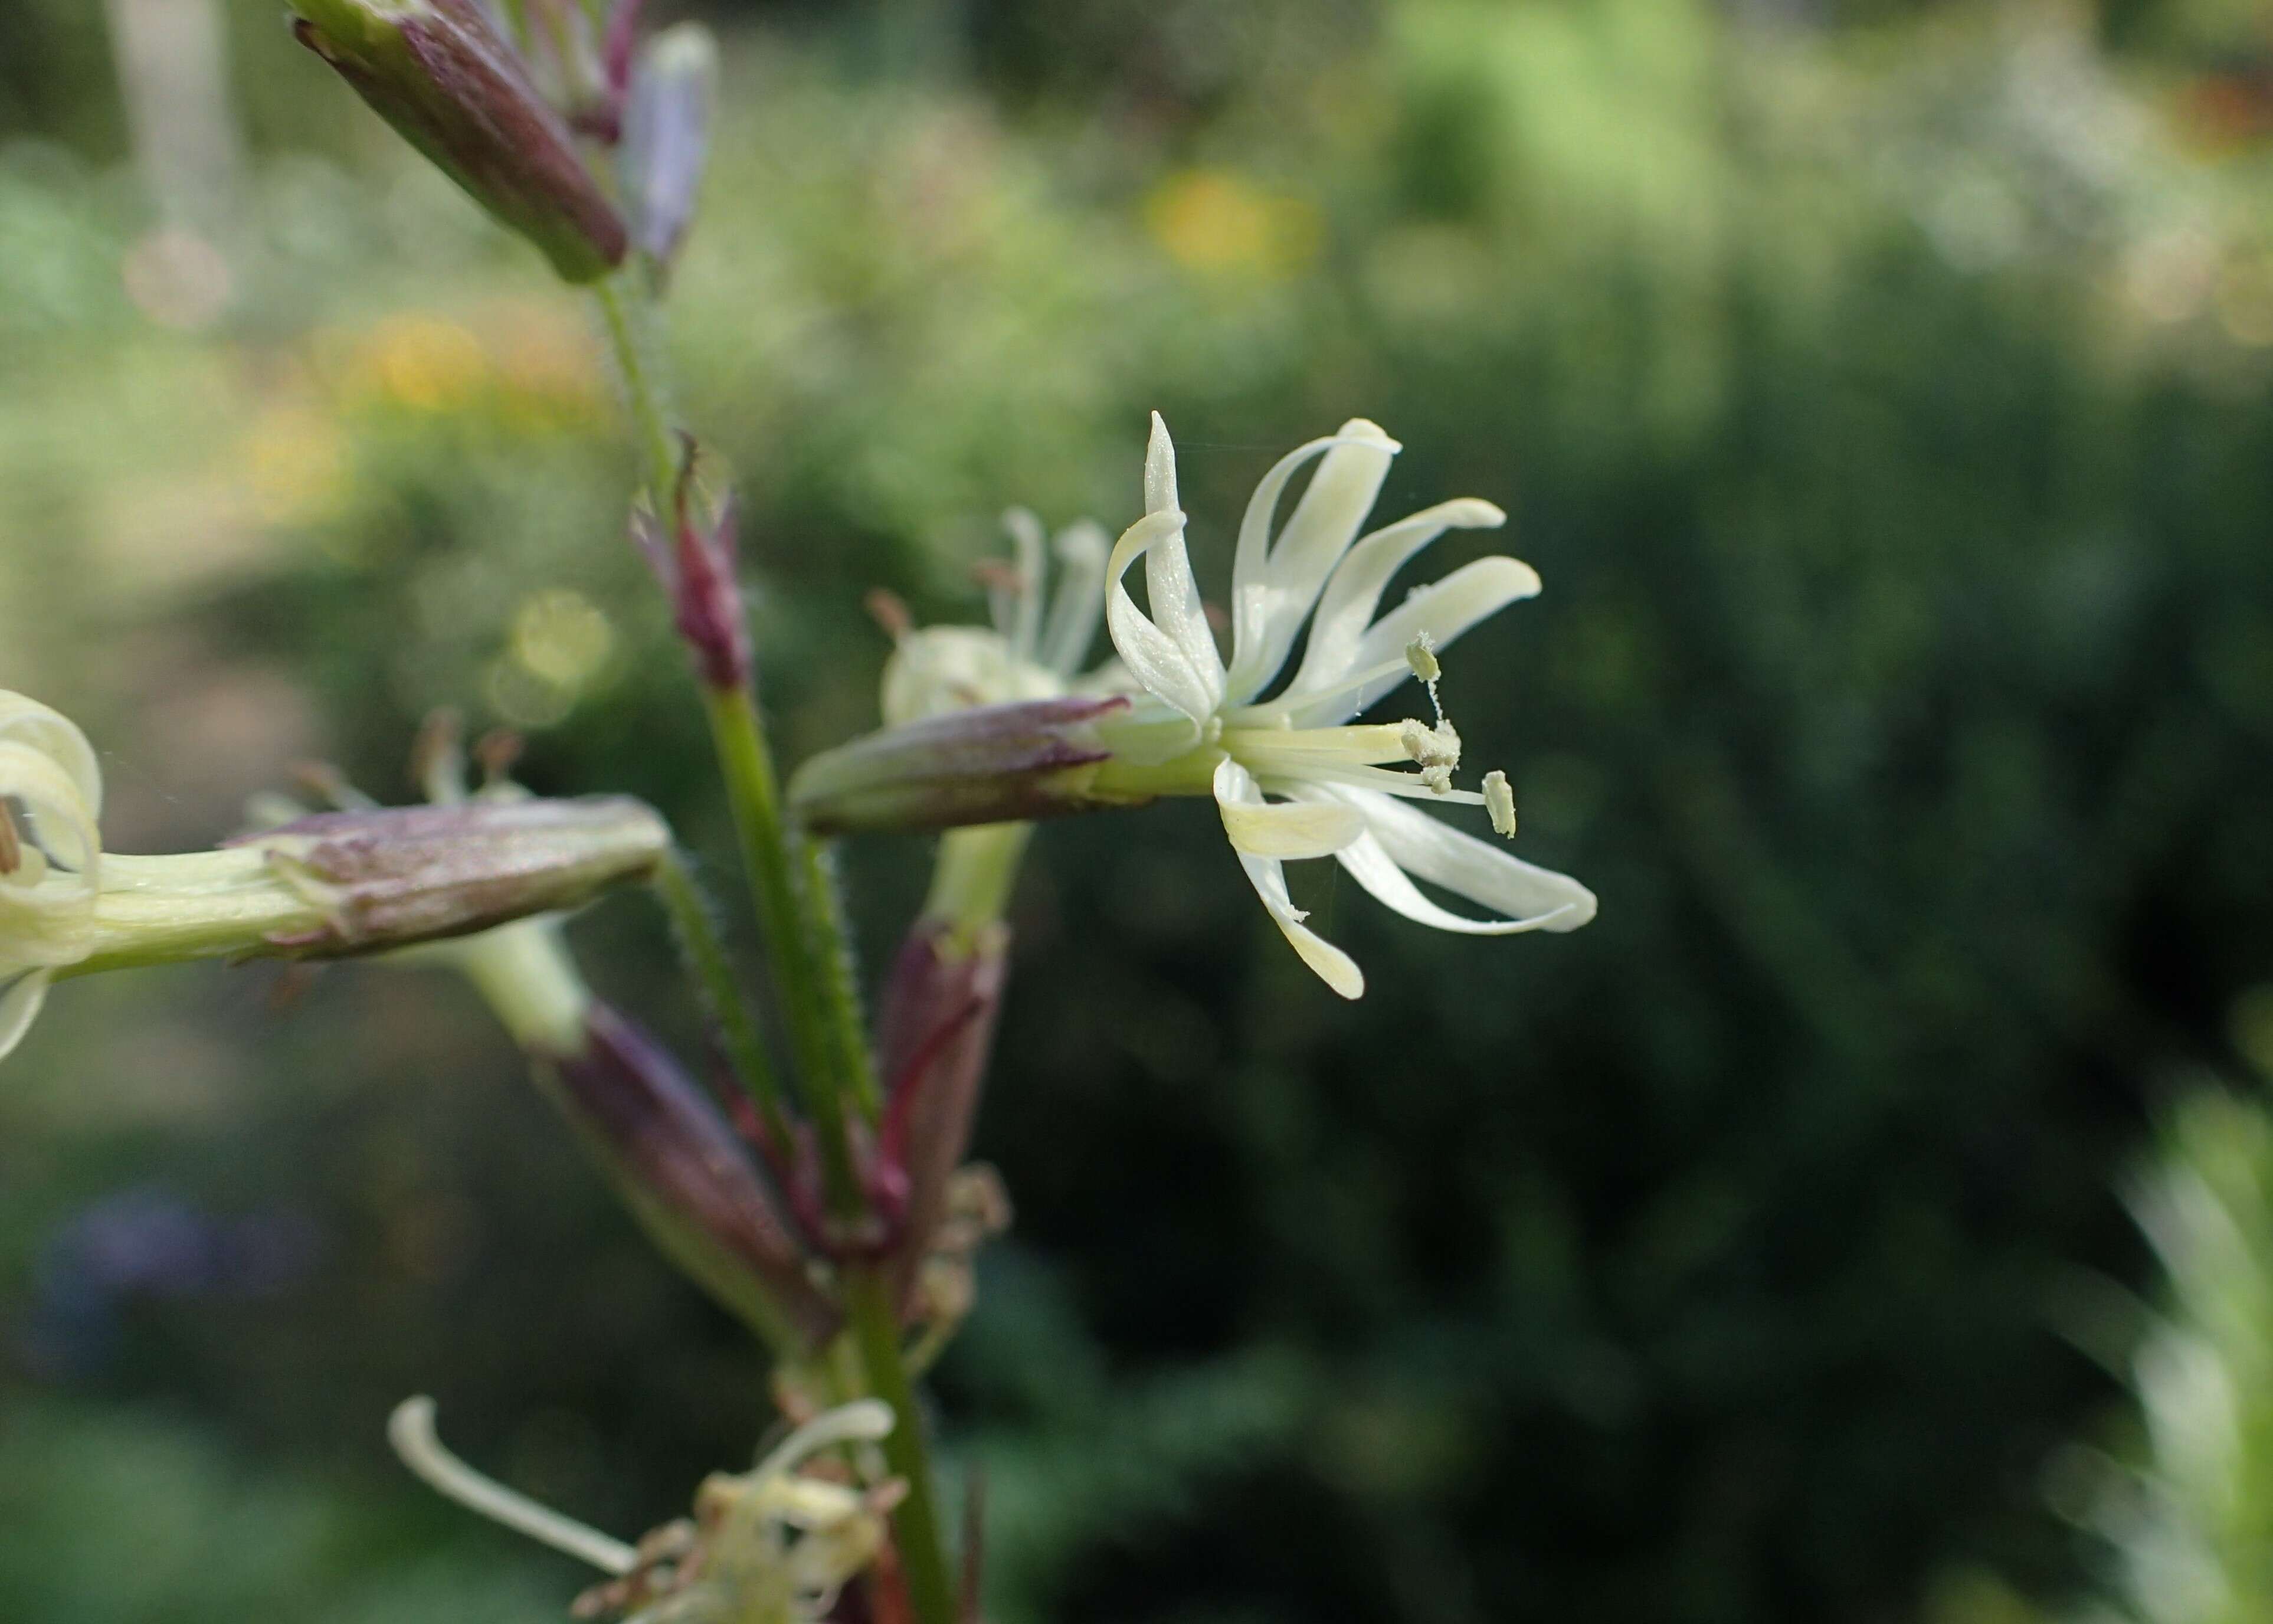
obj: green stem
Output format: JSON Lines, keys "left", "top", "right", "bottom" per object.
{"left": 702, "top": 686, "right": 872, "bottom": 1224}
{"left": 801, "top": 836, "right": 882, "bottom": 1122}
{"left": 592, "top": 274, "right": 679, "bottom": 503}
{"left": 594, "top": 236, "right": 956, "bottom": 1624}
{"left": 846, "top": 1265, "right": 962, "bottom": 1624}
{"left": 651, "top": 851, "right": 793, "bottom": 1150}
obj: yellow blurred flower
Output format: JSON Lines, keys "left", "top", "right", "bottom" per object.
{"left": 243, "top": 404, "right": 352, "bottom": 526}
{"left": 1145, "top": 169, "right": 1322, "bottom": 280}
{"left": 365, "top": 315, "right": 490, "bottom": 412}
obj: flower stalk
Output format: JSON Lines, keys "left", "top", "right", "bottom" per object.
{"left": 591, "top": 245, "right": 964, "bottom": 1624}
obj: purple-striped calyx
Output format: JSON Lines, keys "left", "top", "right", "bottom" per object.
{"left": 288, "top": 0, "right": 629, "bottom": 281}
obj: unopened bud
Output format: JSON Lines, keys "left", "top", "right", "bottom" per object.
{"left": 790, "top": 696, "right": 1148, "bottom": 836}
{"left": 244, "top": 795, "right": 670, "bottom": 955}
{"left": 631, "top": 449, "right": 749, "bottom": 691}
{"left": 549, "top": 1003, "right": 838, "bottom": 1351}
{"left": 620, "top": 24, "right": 717, "bottom": 274}
{"left": 873, "top": 917, "right": 1008, "bottom": 1313}
{"left": 289, "top": 0, "right": 628, "bottom": 282}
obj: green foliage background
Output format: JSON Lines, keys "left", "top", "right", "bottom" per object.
{"left": 3, "top": 1, "right": 2273, "bottom": 1620}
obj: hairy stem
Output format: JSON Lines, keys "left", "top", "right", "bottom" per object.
{"left": 592, "top": 273, "right": 679, "bottom": 503}
{"left": 846, "top": 1265, "right": 962, "bottom": 1624}
{"left": 651, "top": 850, "right": 793, "bottom": 1149}
{"left": 594, "top": 233, "right": 957, "bottom": 1624}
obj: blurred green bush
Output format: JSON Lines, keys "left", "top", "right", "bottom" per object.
{"left": 6, "top": 2, "right": 2273, "bottom": 1622}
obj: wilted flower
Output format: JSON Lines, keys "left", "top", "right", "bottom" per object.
{"left": 1091, "top": 412, "right": 1596, "bottom": 996}
{"left": 389, "top": 1396, "right": 900, "bottom": 1624}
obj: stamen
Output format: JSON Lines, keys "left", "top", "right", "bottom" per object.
{"left": 0, "top": 798, "right": 18, "bottom": 877}
{"left": 864, "top": 588, "right": 913, "bottom": 642}
{"left": 1483, "top": 770, "right": 1517, "bottom": 838}
{"left": 1400, "top": 718, "right": 1462, "bottom": 794}
{"left": 388, "top": 1397, "right": 639, "bottom": 1576}
{"left": 290, "top": 761, "right": 379, "bottom": 813}
{"left": 412, "top": 709, "right": 468, "bottom": 806}
{"left": 751, "top": 1398, "right": 895, "bottom": 1485}
{"left": 475, "top": 729, "right": 525, "bottom": 790}
{"left": 1404, "top": 634, "right": 1440, "bottom": 685}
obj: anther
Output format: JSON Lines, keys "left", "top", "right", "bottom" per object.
{"left": 864, "top": 588, "right": 913, "bottom": 641}
{"left": 0, "top": 799, "right": 19, "bottom": 877}
{"left": 1483, "top": 770, "right": 1517, "bottom": 837}
{"left": 411, "top": 709, "right": 468, "bottom": 804}
{"left": 475, "top": 729, "right": 526, "bottom": 789}
{"left": 1401, "top": 718, "right": 1462, "bottom": 794}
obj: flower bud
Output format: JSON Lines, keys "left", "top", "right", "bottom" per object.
{"left": 789, "top": 695, "right": 1153, "bottom": 836}
{"left": 873, "top": 916, "right": 1008, "bottom": 1314}
{"left": 289, "top": 0, "right": 628, "bottom": 282}
{"left": 631, "top": 450, "right": 750, "bottom": 692}
{"left": 620, "top": 23, "right": 717, "bottom": 274}
{"left": 550, "top": 1003, "right": 839, "bottom": 1351}
{"left": 241, "top": 794, "right": 672, "bottom": 955}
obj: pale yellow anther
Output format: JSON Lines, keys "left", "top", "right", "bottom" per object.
{"left": 1483, "top": 770, "right": 1517, "bottom": 838}
{"left": 1400, "top": 718, "right": 1462, "bottom": 794}
{"left": 1404, "top": 634, "right": 1441, "bottom": 685}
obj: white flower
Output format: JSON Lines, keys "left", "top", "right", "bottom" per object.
{"left": 388, "top": 1396, "right": 899, "bottom": 1624}
{"left": 1099, "top": 414, "right": 1596, "bottom": 998}
{"left": 879, "top": 507, "right": 1113, "bottom": 726}
{"left": 0, "top": 692, "right": 104, "bottom": 1062}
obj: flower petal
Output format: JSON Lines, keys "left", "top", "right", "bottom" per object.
{"left": 1214, "top": 757, "right": 1366, "bottom": 859}
{"left": 1039, "top": 519, "right": 1111, "bottom": 677}
{"left": 0, "top": 968, "right": 51, "bottom": 1063}
{"left": 1227, "top": 421, "right": 1400, "bottom": 703}
{"left": 1224, "top": 427, "right": 1384, "bottom": 699}
{"left": 1318, "top": 784, "right": 1595, "bottom": 931}
{"left": 1283, "top": 556, "right": 1542, "bottom": 728}
{"left": 1105, "top": 508, "right": 1216, "bottom": 736}
{"left": 1236, "top": 851, "right": 1367, "bottom": 998}
{"left": 0, "top": 740, "right": 102, "bottom": 903}
{"left": 0, "top": 690, "right": 100, "bottom": 820}
{"left": 1289, "top": 498, "right": 1506, "bottom": 693}
{"left": 1214, "top": 758, "right": 1365, "bottom": 997}
{"left": 1133, "top": 414, "right": 1227, "bottom": 713}
{"left": 997, "top": 507, "right": 1047, "bottom": 659}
